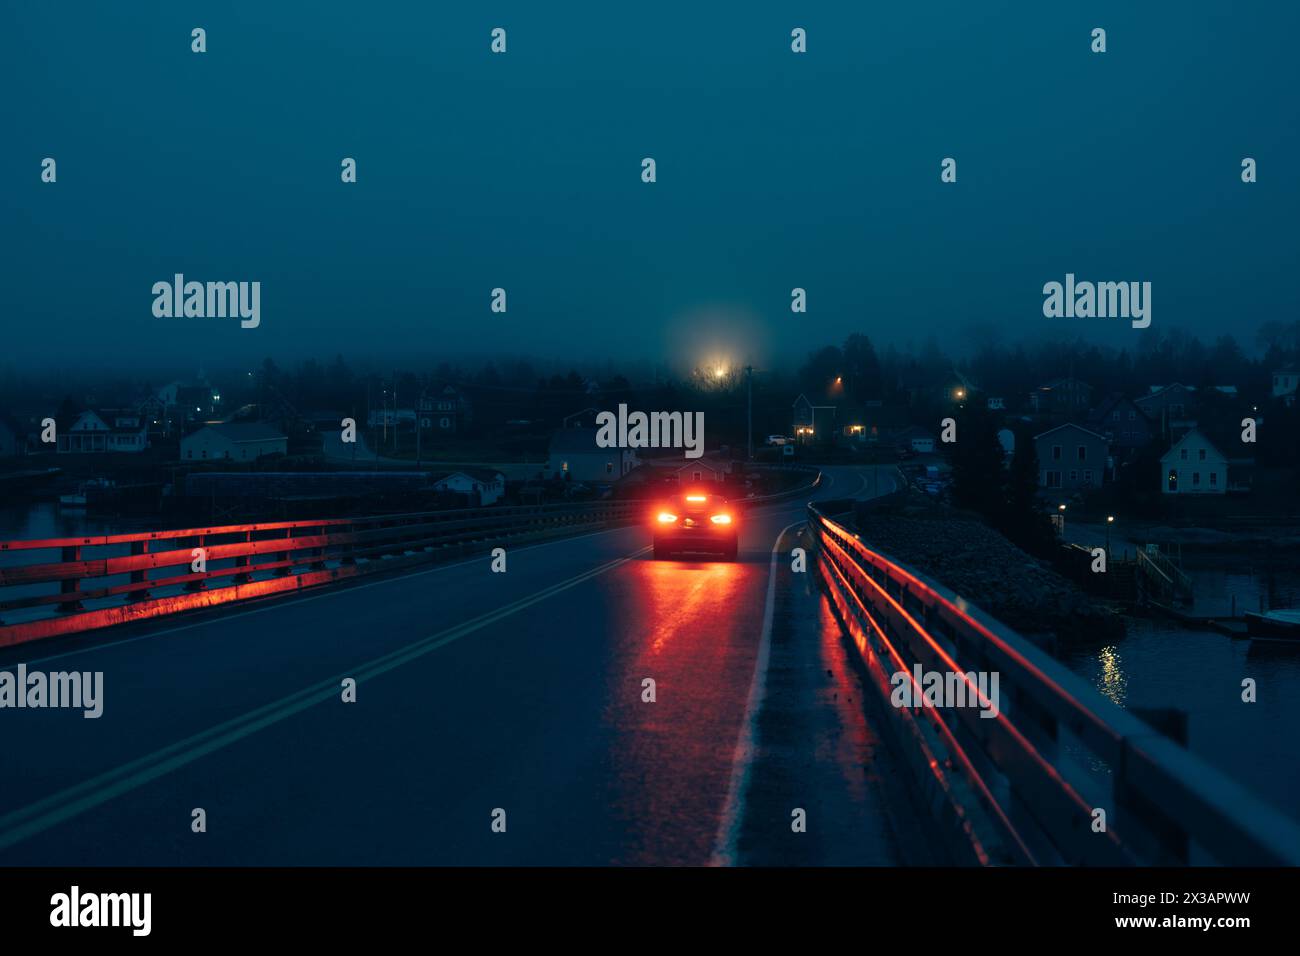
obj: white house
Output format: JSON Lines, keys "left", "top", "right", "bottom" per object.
{"left": 433, "top": 469, "right": 505, "bottom": 506}
{"left": 182, "top": 423, "right": 287, "bottom": 462}
{"left": 1160, "top": 429, "right": 1226, "bottom": 495}
{"left": 546, "top": 428, "right": 637, "bottom": 483}
{"left": 59, "top": 410, "right": 149, "bottom": 453}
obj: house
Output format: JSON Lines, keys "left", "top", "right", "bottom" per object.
{"left": 1273, "top": 367, "right": 1298, "bottom": 407}
{"left": 1028, "top": 377, "right": 1092, "bottom": 416}
{"left": 421, "top": 385, "right": 473, "bottom": 435}
{"left": 792, "top": 394, "right": 836, "bottom": 442}
{"left": 158, "top": 379, "right": 222, "bottom": 427}
{"left": 1161, "top": 429, "right": 1227, "bottom": 495}
{"left": 135, "top": 395, "right": 169, "bottom": 436}
{"left": 670, "top": 458, "right": 729, "bottom": 486}
{"left": 1033, "top": 423, "right": 1109, "bottom": 491}
{"left": 0, "top": 414, "right": 23, "bottom": 457}
{"left": 1087, "top": 395, "right": 1154, "bottom": 457}
{"left": 59, "top": 410, "right": 150, "bottom": 453}
{"left": 181, "top": 423, "right": 287, "bottom": 462}
{"left": 546, "top": 427, "right": 637, "bottom": 483}
{"left": 1135, "top": 383, "right": 1197, "bottom": 428}
{"left": 432, "top": 469, "right": 505, "bottom": 506}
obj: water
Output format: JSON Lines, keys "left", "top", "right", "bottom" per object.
{"left": 1061, "top": 562, "right": 1300, "bottom": 824}
{"left": 0, "top": 502, "right": 121, "bottom": 542}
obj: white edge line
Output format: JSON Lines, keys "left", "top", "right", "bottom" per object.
{"left": 709, "top": 518, "right": 803, "bottom": 866}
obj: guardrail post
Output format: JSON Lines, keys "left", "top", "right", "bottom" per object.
{"left": 128, "top": 540, "right": 151, "bottom": 601}
{"left": 232, "top": 531, "right": 252, "bottom": 584}
{"left": 58, "top": 545, "right": 83, "bottom": 613}
{"left": 310, "top": 524, "right": 327, "bottom": 570}
{"left": 274, "top": 527, "right": 292, "bottom": 576}
{"left": 341, "top": 522, "right": 357, "bottom": 566}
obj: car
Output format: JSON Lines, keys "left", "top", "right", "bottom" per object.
{"left": 651, "top": 491, "right": 739, "bottom": 560}
{"left": 765, "top": 435, "right": 790, "bottom": 446}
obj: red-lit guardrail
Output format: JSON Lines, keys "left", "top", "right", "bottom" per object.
{"left": 809, "top": 502, "right": 1300, "bottom": 866}
{"left": 0, "top": 501, "right": 642, "bottom": 648}
{"left": 0, "top": 468, "right": 824, "bottom": 650}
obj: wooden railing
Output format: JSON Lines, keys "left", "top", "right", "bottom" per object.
{"left": 0, "top": 501, "right": 641, "bottom": 648}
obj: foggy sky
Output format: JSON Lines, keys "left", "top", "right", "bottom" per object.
{"left": 4, "top": 2, "right": 1296, "bottom": 373}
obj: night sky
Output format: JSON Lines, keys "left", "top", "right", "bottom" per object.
{"left": 4, "top": 1, "right": 1297, "bottom": 372}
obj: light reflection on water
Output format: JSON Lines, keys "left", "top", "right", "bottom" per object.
{"left": 1094, "top": 644, "right": 1126, "bottom": 707}
{"left": 1063, "top": 615, "right": 1300, "bottom": 824}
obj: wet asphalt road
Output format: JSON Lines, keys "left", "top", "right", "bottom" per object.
{"left": 0, "top": 465, "right": 934, "bottom": 865}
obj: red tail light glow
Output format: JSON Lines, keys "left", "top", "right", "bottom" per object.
{"left": 710, "top": 513, "right": 732, "bottom": 525}
{"left": 685, "top": 494, "right": 707, "bottom": 503}
{"left": 657, "top": 512, "right": 678, "bottom": 523}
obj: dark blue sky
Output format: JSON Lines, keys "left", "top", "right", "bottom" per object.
{"left": 4, "top": 2, "right": 1297, "bottom": 373}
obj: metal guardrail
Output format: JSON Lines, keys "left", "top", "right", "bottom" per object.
{"left": 809, "top": 502, "right": 1300, "bottom": 866}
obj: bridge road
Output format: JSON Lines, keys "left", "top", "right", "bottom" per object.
{"left": 0, "top": 466, "right": 934, "bottom": 865}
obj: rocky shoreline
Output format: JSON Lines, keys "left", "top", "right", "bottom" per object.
{"left": 848, "top": 503, "right": 1125, "bottom": 649}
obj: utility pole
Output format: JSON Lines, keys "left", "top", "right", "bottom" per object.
{"left": 746, "top": 364, "right": 754, "bottom": 461}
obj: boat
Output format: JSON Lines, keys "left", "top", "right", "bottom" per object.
{"left": 1245, "top": 610, "right": 1300, "bottom": 642}
{"left": 58, "top": 477, "right": 115, "bottom": 509}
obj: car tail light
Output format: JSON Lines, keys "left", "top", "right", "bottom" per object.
{"left": 710, "top": 513, "right": 732, "bottom": 525}
{"left": 657, "top": 512, "right": 678, "bottom": 523}
{"left": 685, "top": 495, "right": 707, "bottom": 503}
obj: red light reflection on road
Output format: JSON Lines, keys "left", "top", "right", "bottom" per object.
{"left": 596, "top": 556, "right": 757, "bottom": 863}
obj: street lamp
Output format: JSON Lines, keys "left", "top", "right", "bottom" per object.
{"left": 1106, "top": 515, "right": 1115, "bottom": 558}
